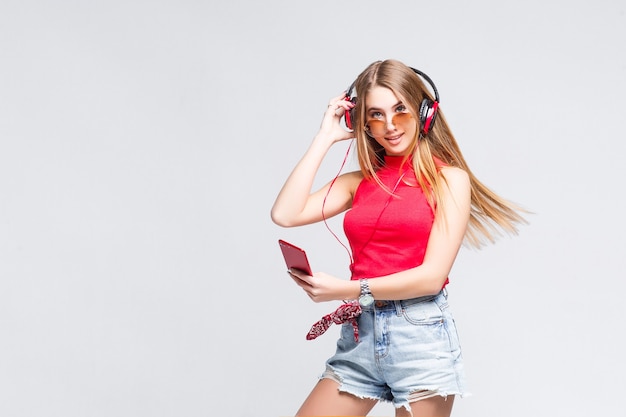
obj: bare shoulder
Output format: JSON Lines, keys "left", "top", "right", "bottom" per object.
{"left": 437, "top": 167, "right": 471, "bottom": 220}
{"left": 439, "top": 166, "right": 470, "bottom": 186}
{"left": 337, "top": 170, "right": 364, "bottom": 193}
{"left": 439, "top": 166, "right": 471, "bottom": 198}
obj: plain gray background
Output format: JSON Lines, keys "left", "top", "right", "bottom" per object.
{"left": 1, "top": 1, "right": 624, "bottom": 416}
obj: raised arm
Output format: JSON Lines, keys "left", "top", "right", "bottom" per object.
{"left": 271, "top": 93, "right": 360, "bottom": 227}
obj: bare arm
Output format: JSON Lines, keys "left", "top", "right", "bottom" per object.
{"left": 271, "top": 93, "right": 360, "bottom": 227}
{"left": 367, "top": 166, "right": 472, "bottom": 299}
{"left": 289, "top": 166, "right": 471, "bottom": 302}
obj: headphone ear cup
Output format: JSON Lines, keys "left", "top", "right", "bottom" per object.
{"left": 419, "top": 98, "right": 438, "bottom": 135}
{"left": 344, "top": 97, "right": 357, "bottom": 130}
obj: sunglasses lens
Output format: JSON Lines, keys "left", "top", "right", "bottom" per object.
{"left": 366, "top": 112, "right": 412, "bottom": 136}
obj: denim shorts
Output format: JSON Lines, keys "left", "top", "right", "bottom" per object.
{"left": 321, "top": 290, "right": 469, "bottom": 411}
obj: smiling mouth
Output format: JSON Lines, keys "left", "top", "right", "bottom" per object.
{"left": 385, "top": 133, "right": 403, "bottom": 141}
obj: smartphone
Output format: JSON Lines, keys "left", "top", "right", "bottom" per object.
{"left": 278, "top": 239, "right": 313, "bottom": 275}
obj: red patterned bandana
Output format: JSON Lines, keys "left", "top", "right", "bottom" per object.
{"left": 306, "top": 301, "right": 362, "bottom": 342}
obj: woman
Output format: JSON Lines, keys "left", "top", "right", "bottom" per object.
{"left": 271, "top": 59, "right": 525, "bottom": 417}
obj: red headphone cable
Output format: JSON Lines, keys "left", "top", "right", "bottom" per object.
{"left": 321, "top": 139, "right": 355, "bottom": 266}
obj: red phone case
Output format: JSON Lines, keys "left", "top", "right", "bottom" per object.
{"left": 278, "top": 239, "right": 313, "bottom": 275}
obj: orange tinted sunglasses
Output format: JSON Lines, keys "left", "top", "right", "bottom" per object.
{"left": 365, "top": 112, "right": 413, "bottom": 136}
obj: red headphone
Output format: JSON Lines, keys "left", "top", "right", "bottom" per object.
{"left": 343, "top": 67, "right": 440, "bottom": 136}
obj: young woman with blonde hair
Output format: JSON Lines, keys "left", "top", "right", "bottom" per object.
{"left": 271, "top": 59, "right": 526, "bottom": 417}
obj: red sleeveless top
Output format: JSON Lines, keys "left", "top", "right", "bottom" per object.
{"left": 344, "top": 155, "right": 448, "bottom": 286}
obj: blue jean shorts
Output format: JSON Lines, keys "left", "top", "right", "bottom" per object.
{"left": 321, "top": 290, "right": 469, "bottom": 411}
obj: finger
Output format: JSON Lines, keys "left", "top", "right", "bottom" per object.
{"left": 325, "top": 102, "right": 353, "bottom": 119}
{"left": 326, "top": 93, "right": 354, "bottom": 113}
{"left": 288, "top": 268, "right": 313, "bottom": 281}
{"left": 327, "top": 91, "right": 348, "bottom": 104}
{"left": 287, "top": 269, "right": 312, "bottom": 288}
{"left": 324, "top": 101, "right": 341, "bottom": 115}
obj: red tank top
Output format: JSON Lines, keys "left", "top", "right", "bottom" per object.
{"left": 344, "top": 155, "right": 448, "bottom": 286}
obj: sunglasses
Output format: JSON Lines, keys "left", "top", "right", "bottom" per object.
{"left": 365, "top": 112, "right": 414, "bottom": 137}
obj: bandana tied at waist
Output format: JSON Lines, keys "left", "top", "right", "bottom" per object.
{"left": 306, "top": 301, "right": 362, "bottom": 342}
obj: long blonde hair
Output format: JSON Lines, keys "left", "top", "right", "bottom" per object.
{"left": 351, "top": 59, "right": 526, "bottom": 248}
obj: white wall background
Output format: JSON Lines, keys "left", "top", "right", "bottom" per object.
{"left": 1, "top": 1, "right": 624, "bottom": 416}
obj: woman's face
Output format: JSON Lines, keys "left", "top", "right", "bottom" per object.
{"left": 364, "top": 86, "right": 417, "bottom": 156}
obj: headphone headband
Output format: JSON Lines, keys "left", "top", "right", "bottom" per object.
{"left": 409, "top": 67, "right": 439, "bottom": 103}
